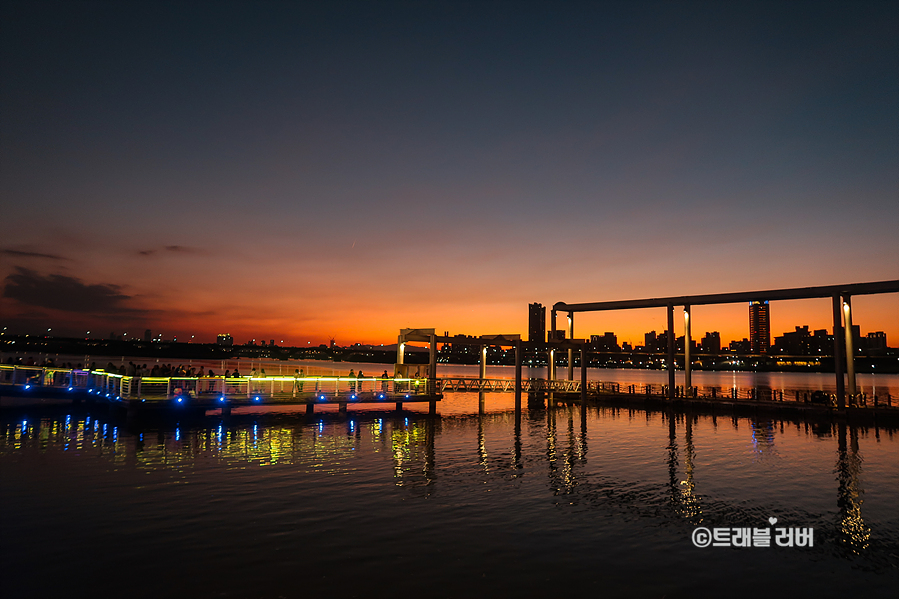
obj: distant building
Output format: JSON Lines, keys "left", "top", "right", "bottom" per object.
{"left": 657, "top": 330, "right": 671, "bottom": 351}
{"left": 144, "top": 329, "right": 152, "bottom": 342}
{"left": 730, "top": 338, "right": 751, "bottom": 354}
{"left": 866, "top": 331, "right": 887, "bottom": 353}
{"left": 217, "top": 334, "right": 233, "bottom": 346}
{"left": 749, "top": 301, "right": 770, "bottom": 354}
{"left": 773, "top": 326, "right": 810, "bottom": 354}
{"left": 701, "top": 331, "right": 720, "bottom": 354}
{"left": 590, "top": 332, "right": 619, "bottom": 352}
{"left": 549, "top": 330, "right": 566, "bottom": 342}
{"left": 528, "top": 303, "right": 546, "bottom": 343}
{"left": 644, "top": 331, "right": 657, "bottom": 352}
{"left": 675, "top": 335, "right": 698, "bottom": 352}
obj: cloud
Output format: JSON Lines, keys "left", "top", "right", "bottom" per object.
{"left": 137, "top": 245, "right": 198, "bottom": 256}
{"left": 2, "top": 267, "right": 145, "bottom": 315}
{"left": 2, "top": 249, "right": 67, "bottom": 260}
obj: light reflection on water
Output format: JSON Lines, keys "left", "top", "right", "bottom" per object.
{"left": 1, "top": 399, "right": 898, "bottom": 598}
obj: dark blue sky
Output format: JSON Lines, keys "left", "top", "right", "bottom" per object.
{"left": 2, "top": 1, "right": 897, "bottom": 343}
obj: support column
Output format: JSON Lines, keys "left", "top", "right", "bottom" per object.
{"left": 428, "top": 333, "right": 437, "bottom": 382}
{"left": 832, "top": 295, "right": 846, "bottom": 409}
{"left": 580, "top": 345, "right": 587, "bottom": 403}
{"left": 548, "top": 349, "right": 555, "bottom": 382}
{"left": 667, "top": 304, "right": 675, "bottom": 401}
{"left": 396, "top": 335, "right": 405, "bottom": 378}
{"left": 479, "top": 345, "right": 487, "bottom": 381}
{"left": 514, "top": 339, "right": 522, "bottom": 412}
{"left": 843, "top": 296, "right": 856, "bottom": 401}
{"left": 684, "top": 304, "right": 692, "bottom": 394}
{"left": 567, "top": 312, "right": 574, "bottom": 381}
{"left": 550, "top": 310, "right": 557, "bottom": 342}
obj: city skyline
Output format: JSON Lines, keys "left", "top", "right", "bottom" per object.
{"left": 2, "top": 1, "right": 897, "bottom": 346}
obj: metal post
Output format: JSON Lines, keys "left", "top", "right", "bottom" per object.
{"left": 567, "top": 312, "right": 574, "bottom": 381}
{"left": 580, "top": 345, "right": 587, "bottom": 403}
{"left": 832, "top": 295, "right": 846, "bottom": 409}
{"left": 396, "top": 336, "right": 405, "bottom": 368}
{"left": 479, "top": 345, "right": 487, "bottom": 381}
{"left": 428, "top": 333, "right": 437, "bottom": 382}
{"left": 514, "top": 339, "right": 522, "bottom": 412}
{"left": 684, "top": 304, "right": 692, "bottom": 393}
{"left": 843, "top": 296, "right": 856, "bottom": 400}
{"left": 667, "top": 304, "right": 675, "bottom": 401}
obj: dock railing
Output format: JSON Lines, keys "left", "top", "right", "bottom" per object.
{"left": 0, "top": 364, "right": 891, "bottom": 408}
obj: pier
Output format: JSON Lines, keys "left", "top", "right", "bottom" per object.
{"left": 2, "top": 280, "right": 896, "bottom": 420}
{"left": 0, "top": 365, "right": 440, "bottom": 415}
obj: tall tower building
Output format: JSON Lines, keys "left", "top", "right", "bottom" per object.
{"left": 528, "top": 303, "right": 546, "bottom": 343}
{"left": 749, "top": 301, "right": 770, "bottom": 354}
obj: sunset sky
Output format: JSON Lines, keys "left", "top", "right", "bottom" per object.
{"left": 2, "top": 1, "right": 897, "bottom": 347}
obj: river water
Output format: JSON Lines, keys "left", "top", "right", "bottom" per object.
{"left": 2, "top": 385, "right": 898, "bottom": 598}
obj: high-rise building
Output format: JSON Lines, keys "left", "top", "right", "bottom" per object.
{"left": 590, "top": 332, "right": 619, "bottom": 352}
{"left": 867, "top": 331, "right": 887, "bottom": 352}
{"left": 701, "top": 331, "right": 721, "bottom": 354}
{"left": 528, "top": 303, "right": 546, "bottom": 343}
{"left": 217, "top": 334, "right": 233, "bottom": 346}
{"left": 645, "top": 330, "right": 657, "bottom": 351}
{"left": 749, "top": 301, "right": 770, "bottom": 354}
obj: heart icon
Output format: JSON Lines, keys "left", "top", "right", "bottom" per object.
{"left": 768, "top": 517, "right": 778, "bottom": 526}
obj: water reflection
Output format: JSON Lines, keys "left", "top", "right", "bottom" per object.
{"left": 750, "top": 418, "right": 778, "bottom": 459}
{"left": 2, "top": 405, "right": 897, "bottom": 574}
{"left": 836, "top": 422, "right": 871, "bottom": 554}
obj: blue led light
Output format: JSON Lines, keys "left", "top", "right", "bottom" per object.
{"left": 219, "top": 396, "right": 226, "bottom": 403}
{"left": 177, "top": 397, "right": 183, "bottom": 403}
{"left": 68, "top": 387, "right": 73, "bottom": 391}
{"left": 254, "top": 396, "right": 261, "bottom": 402}
{"left": 25, "top": 384, "right": 31, "bottom": 390}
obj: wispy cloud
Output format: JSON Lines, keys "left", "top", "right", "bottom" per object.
{"left": 2, "top": 267, "right": 146, "bottom": 315}
{"left": 2, "top": 249, "right": 67, "bottom": 261}
{"left": 137, "top": 245, "right": 199, "bottom": 256}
